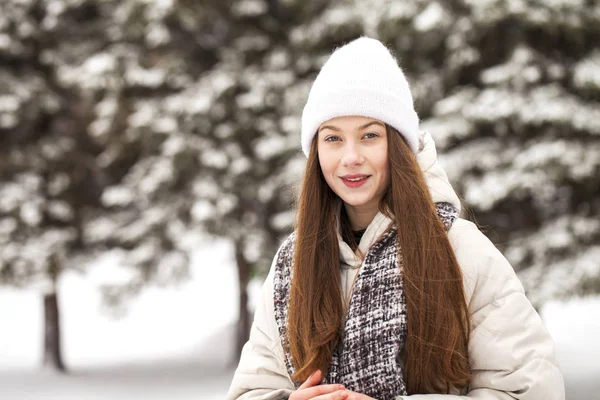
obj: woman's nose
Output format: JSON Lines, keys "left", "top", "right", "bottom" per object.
{"left": 341, "top": 142, "right": 364, "bottom": 167}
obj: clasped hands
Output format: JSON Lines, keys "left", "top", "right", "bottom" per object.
{"left": 289, "top": 370, "right": 376, "bottom": 400}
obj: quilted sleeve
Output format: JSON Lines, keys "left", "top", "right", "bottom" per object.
{"left": 397, "top": 219, "right": 565, "bottom": 400}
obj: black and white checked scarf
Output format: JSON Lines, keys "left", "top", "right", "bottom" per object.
{"left": 273, "top": 202, "right": 458, "bottom": 400}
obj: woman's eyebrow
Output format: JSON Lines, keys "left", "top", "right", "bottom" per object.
{"left": 319, "top": 121, "right": 385, "bottom": 133}
{"left": 358, "top": 121, "right": 385, "bottom": 130}
{"left": 318, "top": 125, "right": 341, "bottom": 133}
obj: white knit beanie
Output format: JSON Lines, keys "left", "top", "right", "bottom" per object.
{"left": 301, "top": 37, "right": 420, "bottom": 157}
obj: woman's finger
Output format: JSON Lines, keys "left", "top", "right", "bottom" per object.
{"left": 298, "top": 369, "right": 322, "bottom": 389}
{"left": 310, "top": 389, "right": 348, "bottom": 400}
{"left": 298, "top": 384, "right": 346, "bottom": 399}
{"left": 290, "top": 384, "right": 346, "bottom": 400}
{"left": 341, "top": 390, "right": 376, "bottom": 400}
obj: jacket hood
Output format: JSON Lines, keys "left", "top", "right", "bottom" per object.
{"left": 416, "top": 130, "right": 462, "bottom": 214}
{"left": 337, "top": 130, "right": 462, "bottom": 268}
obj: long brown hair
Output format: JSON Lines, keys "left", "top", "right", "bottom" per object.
{"left": 288, "top": 125, "right": 471, "bottom": 393}
{"left": 289, "top": 139, "right": 343, "bottom": 381}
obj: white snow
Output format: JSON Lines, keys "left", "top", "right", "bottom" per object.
{"left": 200, "top": 149, "right": 229, "bottom": 170}
{"left": 128, "top": 101, "right": 160, "bottom": 128}
{"left": 270, "top": 210, "right": 294, "bottom": 232}
{"left": 0, "top": 238, "right": 599, "bottom": 399}
{"left": 231, "top": 0, "right": 268, "bottom": 17}
{"left": 138, "top": 158, "right": 175, "bottom": 195}
{"left": 385, "top": 1, "right": 419, "bottom": 20}
{"left": 216, "top": 194, "right": 239, "bottom": 215}
{"left": 57, "top": 53, "right": 118, "bottom": 90}
{"left": 0, "top": 94, "right": 19, "bottom": 112}
{"left": 265, "top": 49, "right": 290, "bottom": 70}
{"left": 190, "top": 200, "right": 214, "bottom": 222}
{"left": 125, "top": 65, "right": 166, "bottom": 88}
{"left": 0, "top": 182, "right": 27, "bottom": 213}
{"left": 0, "top": 238, "right": 239, "bottom": 399}
{"left": 542, "top": 296, "right": 600, "bottom": 384}
{"left": 101, "top": 186, "right": 135, "bottom": 207}
{"left": 146, "top": 22, "right": 171, "bottom": 47}
{"left": 87, "top": 251, "right": 138, "bottom": 287}
{"left": 229, "top": 157, "right": 252, "bottom": 175}
{"left": 47, "top": 173, "right": 70, "bottom": 196}
{"left": 255, "top": 135, "right": 286, "bottom": 160}
{"left": 234, "top": 34, "right": 270, "bottom": 52}
{"left": 573, "top": 51, "right": 600, "bottom": 90}
{"left": 236, "top": 88, "right": 265, "bottom": 110}
{"left": 0, "top": 112, "right": 17, "bottom": 128}
{"left": 152, "top": 116, "right": 178, "bottom": 133}
{"left": 192, "top": 177, "right": 220, "bottom": 199}
{"left": 46, "top": 200, "right": 74, "bottom": 222}
{"left": 414, "top": 2, "right": 448, "bottom": 32}
{"left": 0, "top": 217, "right": 17, "bottom": 237}
{"left": 84, "top": 53, "right": 117, "bottom": 76}
{"left": 289, "top": 5, "right": 360, "bottom": 48}
{"left": 0, "top": 33, "right": 12, "bottom": 50}
{"left": 162, "top": 135, "right": 187, "bottom": 156}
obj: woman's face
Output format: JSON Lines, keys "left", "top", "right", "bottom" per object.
{"left": 317, "top": 116, "right": 390, "bottom": 225}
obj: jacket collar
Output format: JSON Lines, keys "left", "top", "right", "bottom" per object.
{"left": 336, "top": 201, "right": 393, "bottom": 269}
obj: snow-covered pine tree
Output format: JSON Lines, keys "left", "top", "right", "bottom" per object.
{"left": 368, "top": 0, "right": 600, "bottom": 305}
{"left": 179, "top": 0, "right": 367, "bottom": 357}
{"left": 0, "top": 0, "right": 116, "bottom": 372}
{"left": 0, "top": 0, "right": 213, "bottom": 371}
{"left": 58, "top": 0, "right": 356, "bottom": 359}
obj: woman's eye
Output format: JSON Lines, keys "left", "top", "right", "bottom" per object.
{"left": 325, "top": 136, "right": 340, "bottom": 142}
{"left": 364, "top": 132, "right": 379, "bottom": 139}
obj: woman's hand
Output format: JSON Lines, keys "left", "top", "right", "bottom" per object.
{"left": 289, "top": 370, "right": 347, "bottom": 400}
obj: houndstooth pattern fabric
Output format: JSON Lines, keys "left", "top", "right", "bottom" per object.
{"left": 273, "top": 203, "right": 459, "bottom": 400}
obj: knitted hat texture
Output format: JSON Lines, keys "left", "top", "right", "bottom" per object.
{"left": 301, "top": 37, "right": 420, "bottom": 156}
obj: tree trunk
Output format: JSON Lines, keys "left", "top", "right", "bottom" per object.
{"left": 43, "top": 291, "right": 66, "bottom": 372}
{"left": 43, "top": 254, "right": 66, "bottom": 373}
{"left": 234, "top": 239, "right": 251, "bottom": 363}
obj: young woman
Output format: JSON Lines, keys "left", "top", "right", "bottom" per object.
{"left": 227, "top": 37, "right": 564, "bottom": 400}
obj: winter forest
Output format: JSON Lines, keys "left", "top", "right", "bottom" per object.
{"left": 0, "top": 0, "right": 599, "bottom": 399}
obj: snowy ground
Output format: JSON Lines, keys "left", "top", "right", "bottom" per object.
{"left": 542, "top": 297, "right": 600, "bottom": 400}
{"left": 0, "top": 238, "right": 240, "bottom": 400}
{"left": 0, "top": 237, "right": 598, "bottom": 399}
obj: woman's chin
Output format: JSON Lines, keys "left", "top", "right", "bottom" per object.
{"left": 340, "top": 196, "right": 376, "bottom": 209}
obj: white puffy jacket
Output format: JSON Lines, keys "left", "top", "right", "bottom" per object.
{"left": 227, "top": 132, "right": 565, "bottom": 400}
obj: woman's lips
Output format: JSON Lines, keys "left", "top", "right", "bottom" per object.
{"left": 340, "top": 175, "right": 369, "bottom": 188}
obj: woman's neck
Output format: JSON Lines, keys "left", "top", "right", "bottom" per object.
{"left": 344, "top": 203, "right": 378, "bottom": 230}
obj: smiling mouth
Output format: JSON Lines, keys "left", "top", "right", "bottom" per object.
{"left": 340, "top": 175, "right": 370, "bottom": 188}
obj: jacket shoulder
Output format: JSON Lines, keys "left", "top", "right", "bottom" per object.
{"left": 447, "top": 218, "right": 525, "bottom": 310}
{"left": 447, "top": 219, "right": 564, "bottom": 399}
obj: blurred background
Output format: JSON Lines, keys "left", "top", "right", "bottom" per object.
{"left": 0, "top": 0, "right": 598, "bottom": 399}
